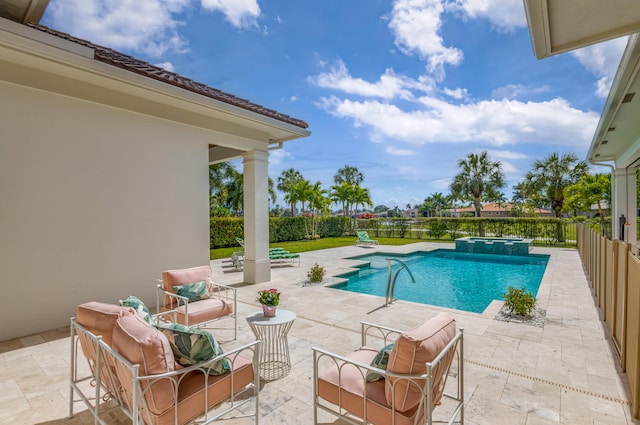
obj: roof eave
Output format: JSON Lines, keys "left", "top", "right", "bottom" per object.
{"left": 587, "top": 33, "right": 640, "bottom": 167}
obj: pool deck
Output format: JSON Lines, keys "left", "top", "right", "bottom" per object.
{"left": 1, "top": 242, "right": 638, "bottom": 424}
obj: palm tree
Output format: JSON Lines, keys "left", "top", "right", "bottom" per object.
{"left": 334, "top": 165, "right": 364, "bottom": 186}
{"left": 209, "top": 163, "right": 238, "bottom": 206}
{"left": 449, "top": 151, "right": 506, "bottom": 218}
{"left": 351, "top": 186, "right": 373, "bottom": 229}
{"left": 521, "top": 152, "right": 588, "bottom": 242}
{"left": 308, "top": 182, "right": 329, "bottom": 238}
{"left": 277, "top": 168, "right": 304, "bottom": 216}
{"left": 291, "top": 179, "right": 313, "bottom": 237}
{"left": 330, "top": 182, "right": 353, "bottom": 234}
{"left": 330, "top": 182, "right": 352, "bottom": 217}
{"left": 521, "top": 153, "right": 588, "bottom": 218}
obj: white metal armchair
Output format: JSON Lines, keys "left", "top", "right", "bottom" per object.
{"left": 156, "top": 265, "right": 237, "bottom": 339}
{"left": 312, "top": 312, "right": 464, "bottom": 425}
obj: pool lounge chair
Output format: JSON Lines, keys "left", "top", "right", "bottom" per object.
{"left": 269, "top": 250, "right": 300, "bottom": 266}
{"left": 235, "top": 237, "right": 286, "bottom": 254}
{"left": 355, "top": 230, "right": 379, "bottom": 247}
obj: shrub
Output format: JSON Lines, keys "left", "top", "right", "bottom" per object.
{"left": 503, "top": 286, "right": 536, "bottom": 317}
{"left": 427, "top": 219, "right": 448, "bottom": 239}
{"left": 307, "top": 263, "right": 326, "bottom": 283}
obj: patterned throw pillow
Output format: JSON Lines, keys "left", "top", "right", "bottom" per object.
{"left": 156, "top": 323, "right": 230, "bottom": 375}
{"left": 119, "top": 295, "right": 152, "bottom": 323}
{"left": 366, "top": 342, "right": 395, "bottom": 382}
{"left": 173, "top": 280, "right": 209, "bottom": 302}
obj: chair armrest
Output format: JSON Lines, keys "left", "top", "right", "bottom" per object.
{"left": 209, "top": 282, "right": 237, "bottom": 300}
{"left": 140, "top": 339, "right": 260, "bottom": 380}
{"left": 155, "top": 282, "right": 189, "bottom": 323}
{"left": 359, "top": 321, "right": 403, "bottom": 347}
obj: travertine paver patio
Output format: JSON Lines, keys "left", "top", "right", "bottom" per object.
{"left": 1, "top": 242, "right": 638, "bottom": 425}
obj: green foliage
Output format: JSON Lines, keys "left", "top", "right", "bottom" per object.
{"left": 318, "top": 216, "right": 349, "bottom": 237}
{"left": 210, "top": 205, "right": 231, "bottom": 217}
{"left": 503, "top": 286, "right": 536, "bottom": 317}
{"left": 269, "top": 217, "right": 306, "bottom": 243}
{"left": 427, "top": 219, "right": 448, "bottom": 239}
{"left": 394, "top": 219, "right": 410, "bottom": 238}
{"left": 307, "top": 263, "right": 326, "bottom": 283}
{"left": 257, "top": 288, "right": 280, "bottom": 307}
{"left": 210, "top": 217, "right": 243, "bottom": 248}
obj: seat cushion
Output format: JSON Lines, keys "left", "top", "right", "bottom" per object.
{"left": 152, "top": 355, "right": 255, "bottom": 425}
{"left": 174, "top": 298, "right": 233, "bottom": 326}
{"left": 318, "top": 346, "right": 421, "bottom": 425}
{"left": 76, "top": 301, "right": 135, "bottom": 346}
{"left": 385, "top": 313, "right": 456, "bottom": 413}
{"left": 112, "top": 313, "right": 176, "bottom": 415}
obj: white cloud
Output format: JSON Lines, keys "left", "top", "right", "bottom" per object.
{"left": 289, "top": 96, "right": 298, "bottom": 102}
{"left": 486, "top": 149, "right": 527, "bottom": 160}
{"left": 386, "top": 146, "right": 415, "bottom": 156}
{"left": 317, "top": 95, "right": 599, "bottom": 148}
{"left": 45, "top": 0, "right": 190, "bottom": 57}
{"left": 308, "top": 60, "right": 434, "bottom": 100}
{"left": 44, "top": 0, "right": 260, "bottom": 57}
{"left": 388, "top": 0, "right": 463, "bottom": 79}
{"left": 447, "top": 0, "right": 526, "bottom": 32}
{"left": 200, "top": 0, "right": 261, "bottom": 28}
{"left": 155, "top": 61, "right": 176, "bottom": 72}
{"left": 570, "top": 37, "right": 627, "bottom": 98}
{"left": 491, "top": 84, "right": 550, "bottom": 100}
{"left": 268, "top": 148, "right": 292, "bottom": 166}
{"left": 443, "top": 87, "right": 468, "bottom": 100}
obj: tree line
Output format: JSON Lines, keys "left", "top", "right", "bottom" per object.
{"left": 210, "top": 151, "right": 638, "bottom": 239}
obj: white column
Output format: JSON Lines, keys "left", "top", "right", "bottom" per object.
{"left": 242, "top": 149, "right": 271, "bottom": 283}
{"left": 613, "top": 167, "right": 637, "bottom": 250}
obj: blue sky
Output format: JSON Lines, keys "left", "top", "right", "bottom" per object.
{"left": 42, "top": 0, "right": 627, "bottom": 209}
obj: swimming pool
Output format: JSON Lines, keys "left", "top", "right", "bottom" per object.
{"left": 330, "top": 249, "right": 549, "bottom": 313}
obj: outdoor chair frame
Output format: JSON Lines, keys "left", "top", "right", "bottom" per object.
{"left": 69, "top": 318, "right": 260, "bottom": 425}
{"left": 312, "top": 320, "right": 464, "bottom": 425}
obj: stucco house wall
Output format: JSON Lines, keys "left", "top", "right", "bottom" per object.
{"left": 0, "top": 80, "right": 211, "bottom": 340}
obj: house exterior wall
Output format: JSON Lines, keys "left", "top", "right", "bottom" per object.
{"left": 0, "top": 81, "right": 210, "bottom": 340}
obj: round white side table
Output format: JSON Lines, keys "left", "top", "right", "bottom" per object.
{"left": 246, "top": 309, "right": 296, "bottom": 381}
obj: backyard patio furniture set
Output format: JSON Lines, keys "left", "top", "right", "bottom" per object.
{"left": 69, "top": 265, "right": 464, "bottom": 424}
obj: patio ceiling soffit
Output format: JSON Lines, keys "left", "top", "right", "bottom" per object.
{"left": 0, "top": 0, "right": 49, "bottom": 24}
{"left": 588, "top": 33, "right": 640, "bottom": 169}
{"left": 524, "top": 0, "right": 640, "bottom": 59}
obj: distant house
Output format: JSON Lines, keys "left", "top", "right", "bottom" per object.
{"left": 0, "top": 4, "right": 310, "bottom": 340}
{"left": 451, "top": 203, "right": 554, "bottom": 217}
{"left": 402, "top": 208, "right": 419, "bottom": 218}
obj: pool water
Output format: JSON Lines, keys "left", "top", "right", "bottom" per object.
{"left": 330, "top": 249, "right": 549, "bottom": 313}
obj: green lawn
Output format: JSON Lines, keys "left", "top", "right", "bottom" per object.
{"left": 210, "top": 237, "right": 452, "bottom": 260}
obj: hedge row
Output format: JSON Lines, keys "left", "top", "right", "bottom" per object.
{"left": 210, "top": 216, "right": 350, "bottom": 248}
{"left": 211, "top": 216, "right": 611, "bottom": 248}
{"left": 356, "top": 217, "right": 586, "bottom": 246}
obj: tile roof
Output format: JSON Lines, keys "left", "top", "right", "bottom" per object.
{"left": 29, "top": 24, "right": 309, "bottom": 129}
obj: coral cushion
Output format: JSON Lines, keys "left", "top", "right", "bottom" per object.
{"left": 76, "top": 301, "right": 135, "bottom": 346}
{"left": 162, "top": 266, "right": 213, "bottom": 298}
{"left": 385, "top": 313, "right": 456, "bottom": 412}
{"left": 112, "top": 314, "right": 176, "bottom": 415}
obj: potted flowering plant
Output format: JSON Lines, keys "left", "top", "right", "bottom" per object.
{"left": 257, "top": 288, "right": 280, "bottom": 317}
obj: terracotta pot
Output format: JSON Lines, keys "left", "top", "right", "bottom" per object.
{"left": 262, "top": 305, "right": 277, "bottom": 317}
